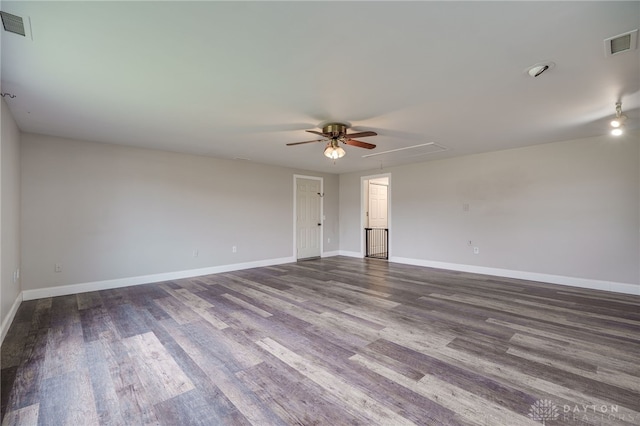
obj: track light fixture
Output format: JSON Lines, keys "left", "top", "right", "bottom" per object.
{"left": 610, "top": 102, "right": 627, "bottom": 136}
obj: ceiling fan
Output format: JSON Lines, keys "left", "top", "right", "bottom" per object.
{"left": 286, "top": 123, "right": 377, "bottom": 159}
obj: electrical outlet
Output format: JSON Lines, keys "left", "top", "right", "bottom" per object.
{"left": 327, "top": 237, "right": 331, "bottom": 244}
{"left": 193, "top": 249, "right": 199, "bottom": 257}
{"left": 54, "top": 263, "right": 62, "bottom": 272}
{"left": 473, "top": 247, "right": 480, "bottom": 255}
{"left": 232, "top": 246, "right": 237, "bottom": 253}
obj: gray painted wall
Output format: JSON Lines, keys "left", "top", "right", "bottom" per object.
{"left": 20, "top": 133, "right": 338, "bottom": 291}
{"left": 6, "top": 125, "right": 639, "bottom": 321}
{"left": 341, "top": 132, "right": 639, "bottom": 287}
{"left": 1, "top": 98, "right": 22, "bottom": 328}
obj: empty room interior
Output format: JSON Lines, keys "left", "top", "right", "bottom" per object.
{"left": 1, "top": 2, "right": 639, "bottom": 425}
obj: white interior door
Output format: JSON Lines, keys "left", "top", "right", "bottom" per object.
{"left": 368, "top": 183, "right": 388, "bottom": 228}
{"left": 296, "top": 178, "right": 321, "bottom": 259}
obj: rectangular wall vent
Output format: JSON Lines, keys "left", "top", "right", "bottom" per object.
{"left": 604, "top": 29, "right": 638, "bottom": 57}
{"left": 1, "top": 11, "right": 25, "bottom": 36}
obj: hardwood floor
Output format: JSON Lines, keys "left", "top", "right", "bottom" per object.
{"left": 2, "top": 257, "right": 639, "bottom": 425}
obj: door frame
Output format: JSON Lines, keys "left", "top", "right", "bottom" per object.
{"left": 361, "top": 173, "right": 391, "bottom": 258}
{"left": 293, "top": 174, "right": 324, "bottom": 259}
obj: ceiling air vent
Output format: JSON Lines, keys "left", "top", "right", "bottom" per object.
{"left": 604, "top": 29, "right": 638, "bottom": 57}
{"left": 1, "top": 11, "right": 25, "bottom": 36}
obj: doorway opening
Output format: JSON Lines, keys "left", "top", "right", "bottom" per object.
{"left": 294, "top": 175, "right": 323, "bottom": 260}
{"left": 362, "top": 174, "right": 390, "bottom": 260}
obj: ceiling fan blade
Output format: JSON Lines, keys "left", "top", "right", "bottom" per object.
{"left": 345, "top": 139, "right": 376, "bottom": 149}
{"left": 345, "top": 131, "right": 377, "bottom": 139}
{"left": 306, "top": 130, "right": 328, "bottom": 137}
{"left": 286, "top": 139, "right": 325, "bottom": 146}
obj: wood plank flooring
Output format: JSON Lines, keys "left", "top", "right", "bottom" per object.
{"left": 2, "top": 257, "right": 639, "bottom": 425}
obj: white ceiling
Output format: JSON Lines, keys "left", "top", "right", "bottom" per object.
{"left": 2, "top": 1, "right": 639, "bottom": 174}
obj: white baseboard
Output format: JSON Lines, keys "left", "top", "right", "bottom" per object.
{"left": 1, "top": 291, "right": 24, "bottom": 344}
{"left": 322, "top": 250, "right": 340, "bottom": 258}
{"left": 17, "top": 253, "right": 639, "bottom": 306}
{"left": 390, "top": 257, "right": 640, "bottom": 296}
{"left": 338, "top": 250, "right": 363, "bottom": 258}
{"left": 22, "top": 256, "right": 296, "bottom": 301}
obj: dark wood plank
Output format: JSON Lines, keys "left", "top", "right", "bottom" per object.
{"left": 154, "top": 389, "right": 224, "bottom": 426}
{"left": 37, "top": 369, "right": 99, "bottom": 424}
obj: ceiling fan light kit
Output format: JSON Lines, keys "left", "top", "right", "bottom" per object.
{"left": 287, "top": 122, "right": 377, "bottom": 160}
{"left": 324, "top": 140, "right": 346, "bottom": 159}
{"left": 610, "top": 102, "right": 627, "bottom": 136}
